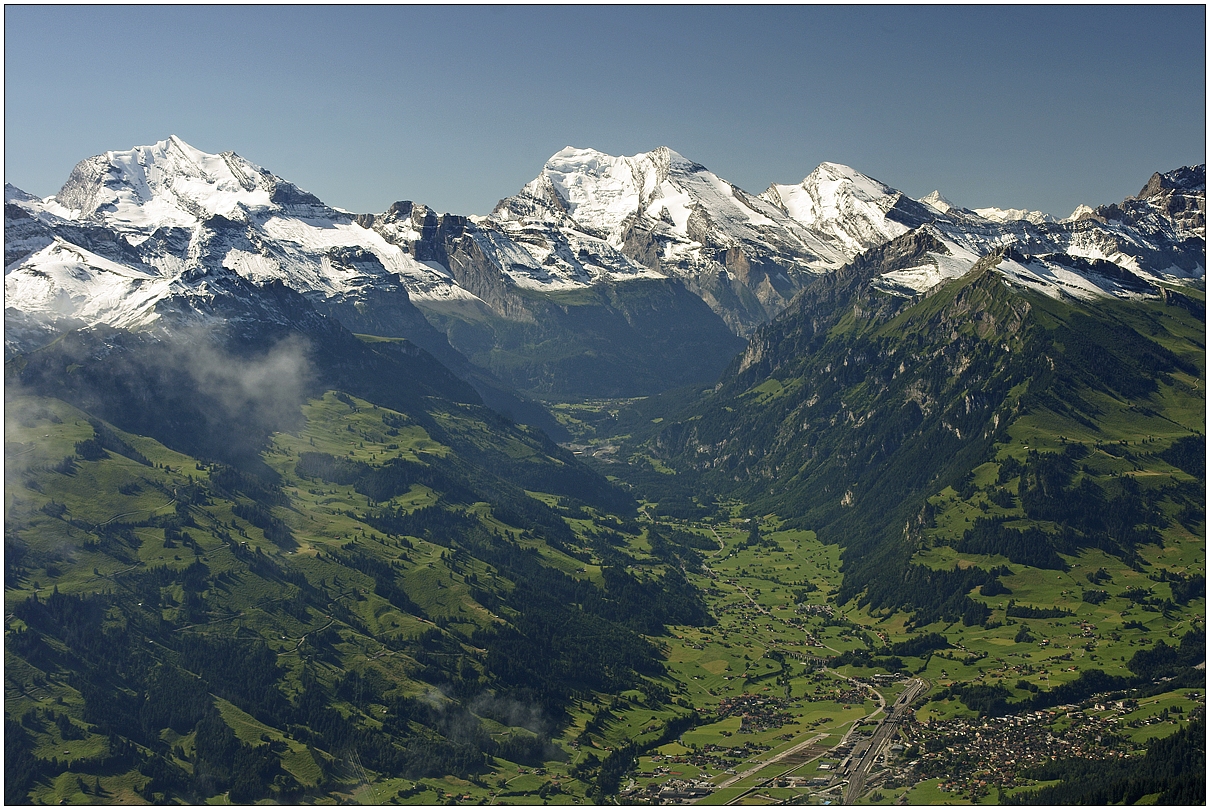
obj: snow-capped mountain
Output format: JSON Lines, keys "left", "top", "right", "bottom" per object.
{"left": 760, "top": 161, "right": 935, "bottom": 258}
{"left": 474, "top": 147, "right": 966, "bottom": 332}
{"left": 971, "top": 206, "right": 1054, "bottom": 225}
{"left": 871, "top": 165, "right": 1205, "bottom": 300}
{"left": 477, "top": 146, "right": 1204, "bottom": 325}
{"left": 4, "top": 136, "right": 476, "bottom": 351}
{"left": 3, "top": 138, "right": 752, "bottom": 399}
{"left": 5, "top": 136, "right": 1204, "bottom": 391}
{"left": 919, "top": 190, "right": 956, "bottom": 215}
{"left": 483, "top": 146, "right": 827, "bottom": 330}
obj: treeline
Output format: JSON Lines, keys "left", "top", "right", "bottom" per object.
{"left": 1004, "top": 601, "right": 1072, "bottom": 619}
{"left": 629, "top": 266, "right": 1205, "bottom": 635}
{"left": 309, "top": 445, "right": 716, "bottom": 729}
{"left": 1160, "top": 433, "right": 1205, "bottom": 480}
{"left": 300, "top": 451, "right": 576, "bottom": 547}
{"left": 207, "top": 462, "right": 287, "bottom": 506}
{"left": 89, "top": 419, "right": 153, "bottom": 465}
{"left": 954, "top": 445, "right": 1169, "bottom": 570}
{"left": 858, "top": 562, "right": 996, "bottom": 628}
{"left": 647, "top": 523, "right": 718, "bottom": 572}
{"left": 886, "top": 632, "right": 950, "bottom": 657}
{"left": 1126, "top": 629, "right": 1205, "bottom": 681}
{"left": 329, "top": 541, "right": 423, "bottom": 615}
{"left": 7, "top": 391, "right": 663, "bottom": 801}
{"left": 296, "top": 452, "right": 476, "bottom": 505}
{"left": 1154, "top": 568, "right": 1206, "bottom": 605}
{"left": 71, "top": 420, "right": 154, "bottom": 466}
{"left": 303, "top": 395, "right": 634, "bottom": 519}
{"left": 937, "top": 630, "right": 1205, "bottom": 717}
{"left": 957, "top": 520, "right": 1065, "bottom": 570}
{"left": 1017, "top": 447, "right": 1162, "bottom": 557}
{"left": 7, "top": 579, "right": 516, "bottom": 801}
{"left": 361, "top": 502, "right": 478, "bottom": 546}
{"left": 831, "top": 632, "right": 951, "bottom": 672}
{"left": 577, "top": 711, "right": 701, "bottom": 798}
{"left": 231, "top": 501, "right": 296, "bottom": 550}
{"left": 8, "top": 587, "right": 304, "bottom": 802}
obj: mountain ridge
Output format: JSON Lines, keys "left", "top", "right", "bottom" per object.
{"left": 610, "top": 234, "right": 1204, "bottom": 626}
{"left": 5, "top": 137, "right": 1205, "bottom": 403}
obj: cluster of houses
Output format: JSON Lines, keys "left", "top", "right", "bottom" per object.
{"left": 716, "top": 694, "right": 795, "bottom": 734}
{"left": 905, "top": 700, "right": 1204, "bottom": 800}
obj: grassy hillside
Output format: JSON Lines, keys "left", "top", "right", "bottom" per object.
{"left": 3, "top": 389, "right": 709, "bottom": 804}
{"left": 4, "top": 250, "right": 1204, "bottom": 804}
{"left": 619, "top": 255, "right": 1204, "bottom": 627}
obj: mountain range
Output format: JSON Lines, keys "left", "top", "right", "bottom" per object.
{"left": 6, "top": 137, "right": 1204, "bottom": 401}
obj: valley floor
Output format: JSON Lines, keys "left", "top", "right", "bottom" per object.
{"left": 585, "top": 518, "right": 1204, "bottom": 807}
{"left": 4, "top": 389, "right": 1203, "bottom": 806}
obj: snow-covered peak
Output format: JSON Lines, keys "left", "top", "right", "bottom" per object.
{"left": 5, "top": 183, "right": 38, "bottom": 204}
{"left": 761, "top": 162, "right": 927, "bottom": 256}
{"left": 919, "top": 190, "right": 954, "bottom": 214}
{"left": 516, "top": 145, "right": 712, "bottom": 236}
{"left": 3, "top": 136, "right": 479, "bottom": 353}
{"left": 9, "top": 137, "right": 1202, "bottom": 357}
{"left": 809, "top": 161, "right": 898, "bottom": 199}
{"left": 527, "top": 146, "right": 652, "bottom": 231}
{"left": 491, "top": 145, "right": 827, "bottom": 322}
{"left": 49, "top": 135, "right": 329, "bottom": 229}
{"left": 1065, "top": 204, "right": 1096, "bottom": 222}
{"left": 763, "top": 162, "right": 897, "bottom": 223}
{"left": 972, "top": 205, "right": 1054, "bottom": 225}
{"left": 541, "top": 145, "right": 691, "bottom": 181}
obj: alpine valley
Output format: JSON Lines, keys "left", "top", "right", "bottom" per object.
{"left": 4, "top": 137, "right": 1205, "bottom": 805}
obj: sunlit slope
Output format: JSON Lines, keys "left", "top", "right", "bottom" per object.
{"left": 4, "top": 389, "right": 708, "bottom": 804}
{"left": 631, "top": 245, "right": 1205, "bottom": 625}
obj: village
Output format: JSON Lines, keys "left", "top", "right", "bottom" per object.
{"left": 618, "top": 684, "right": 1204, "bottom": 805}
{"left": 904, "top": 698, "right": 1206, "bottom": 802}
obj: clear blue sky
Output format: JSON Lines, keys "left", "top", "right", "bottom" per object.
{"left": 5, "top": 5, "right": 1205, "bottom": 217}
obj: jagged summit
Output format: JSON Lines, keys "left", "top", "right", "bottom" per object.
{"left": 5, "top": 182, "right": 38, "bottom": 203}
{"left": 919, "top": 190, "right": 955, "bottom": 214}
{"left": 3, "top": 137, "right": 474, "bottom": 351}
{"left": 1138, "top": 164, "right": 1206, "bottom": 198}
{"left": 382, "top": 141, "right": 1209, "bottom": 319}
{"left": 760, "top": 162, "right": 934, "bottom": 257}
{"left": 495, "top": 147, "right": 960, "bottom": 331}
{"left": 971, "top": 206, "right": 1054, "bottom": 225}
{"left": 515, "top": 145, "right": 693, "bottom": 234}
{"left": 49, "top": 135, "right": 333, "bottom": 228}
{"left": 1066, "top": 204, "right": 1096, "bottom": 221}
{"left": 5, "top": 136, "right": 1206, "bottom": 363}
{"left": 511, "top": 144, "right": 768, "bottom": 242}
